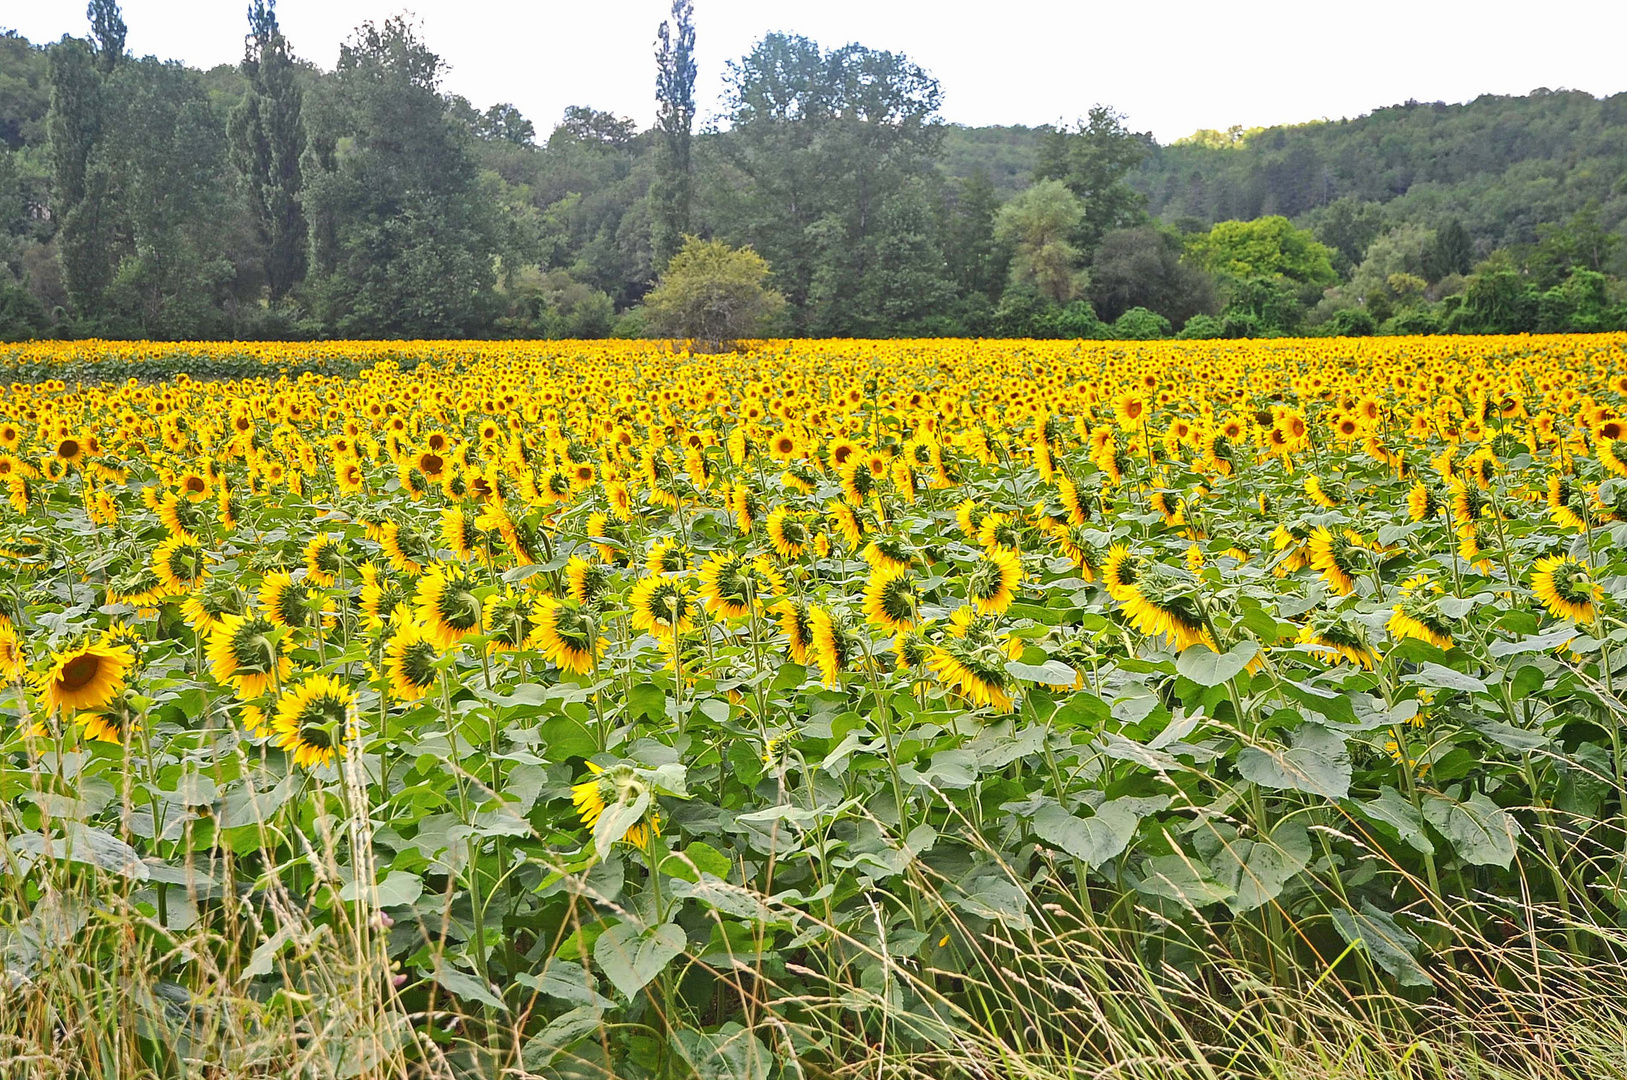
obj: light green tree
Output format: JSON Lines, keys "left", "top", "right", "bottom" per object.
{"left": 1188, "top": 216, "right": 1338, "bottom": 287}
{"left": 641, "top": 236, "right": 787, "bottom": 349}
{"left": 994, "top": 179, "right": 1086, "bottom": 304}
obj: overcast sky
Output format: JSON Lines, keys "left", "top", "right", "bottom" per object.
{"left": 8, "top": 1, "right": 1627, "bottom": 142}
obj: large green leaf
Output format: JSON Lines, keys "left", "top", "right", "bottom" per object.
{"left": 1423, "top": 791, "right": 1518, "bottom": 868}
{"left": 1135, "top": 853, "right": 1235, "bottom": 910}
{"left": 1331, "top": 903, "right": 1432, "bottom": 987}
{"left": 1198, "top": 819, "right": 1311, "bottom": 913}
{"left": 1357, "top": 787, "right": 1434, "bottom": 854}
{"left": 1175, "top": 641, "right": 1258, "bottom": 687}
{"left": 1236, "top": 724, "right": 1351, "bottom": 800}
{"left": 594, "top": 921, "right": 686, "bottom": 1000}
{"left": 1030, "top": 795, "right": 1168, "bottom": 868}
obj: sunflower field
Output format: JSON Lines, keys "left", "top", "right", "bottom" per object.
{"left": 3, "top": 335, "right": 1627, "bottom": 1079}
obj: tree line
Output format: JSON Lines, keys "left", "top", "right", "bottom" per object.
{"left": 0, "top": 1, "right": 1624, "bottom": 342}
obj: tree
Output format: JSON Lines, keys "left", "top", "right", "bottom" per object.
{"left": 641, "top": 236, "right": 786, "bottom": 348}
{"left": 1444, "top": 256, "right": 1538, "bottom": 334}
{"left": 86, "top": 0, "right": 126, "bottom": 75}
{"left": 994, "top": 179, "right": 1084, "bottom": 304}
{"left": 945, "top": 169, "right": 1005, "bottom": 301}
{"left": 47, "top": 35, "right": 113, "bottom": 314}
{"left": 1425, "top": 219, "right": 1473, "bottom": 280}
{"left": 1089, "top": 225, "right": 1217, "bottom": 326}
{"left": 650, "top": 0, "right": 696, "bottom": 269}
{"left": 862, "top": 179, "right": 955, "bottom": 332}
{"left": 1188, "top": 217, "right": 1338, "bottom": 287}
{"left": 301, "top": 17, "right": 501, "bottom": 336}
{"left": 1033, "top": 105, "right": 1147, "bottom": 252}
{"left": 229, "top": 0, "right": 307, "bottom": 301}
{"left": 714, "top": 33, "right": 943, "bottom": 323}
{"left": 1528, "top": 203, "right": 1621, "bottom": 287}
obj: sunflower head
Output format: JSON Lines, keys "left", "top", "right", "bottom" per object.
{"left": 36, "top": 642, "right": 135, "bottom": 715}
{"left": 272, "top": 674, "right": 356, "bottom": 769}
{"left": 1532, "top": 555, "right": 1598, "bottom": 623}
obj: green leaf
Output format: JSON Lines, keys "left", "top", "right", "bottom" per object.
{"left": 1030, "top": 795, "right": 1168, "bottom": 868}
{"left": 1358, "top": 787, "right": 1434, "bottom": 854}
{"left": 1405, "top": 662, "right": 1486, "bottom": 694}
{"left": 594, "top": 921, "right": 686, "bottom": 1000}
{"left": 1331, "top": 903, "right": 1431, "bottom": 987}
{"left": 671, "top": 1023, "right": 773, "bottom": 1080}
{"left": 1423, "top": 791, "right": 1518, "bottom": 869}
{"left": 627, "top": 682, "right": 666, "bottom": 723}
{"left": 1135, "top": 853, "right": 1235, "bottom": 910}
{"left": 1199, "top": 819, "right": 1311, "bottom": 913}
{"left": 658, "top": 841, "right": 733, "bottom": 883}
{"left": 593, "top": 787, "right": 651, "bottom": 860}
{"left": 1488, "top": 624, "right": 1578, "bottom": 657}
{"left": 1276, "top": 678, "right": 1359, "bottom": 727}
{"left": 514, "top": 962, "right": 616, "bottom": 1009}
{"left": 540, "top": 714, "right": 597, "bottom": 760}
{"left": 1236, "top": 724, "right": 1351, "bottom": 800}
{"left": 1175, "top": 641, "right": 1258, "bottom": 687}
{"left": 1004, "top": 658, "right": 1079, "bottom": 685}
{"left": 427, "top": 963, "right": 507, "bottom": 1011}
{"left": 521, "top": 1005, "right": 605, "bottom": 1070}
{"left": 338, "top": 869, "right": 423, "bottom": 908}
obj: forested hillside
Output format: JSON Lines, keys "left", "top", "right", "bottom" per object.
{"left": 1, "top": 6, "right": 1625, "bottom": 341}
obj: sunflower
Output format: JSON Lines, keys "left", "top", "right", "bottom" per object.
{"left": 927, "top": 635, "right": 1015, "bottom": 713}
{"left": 207, "top": 612, "right": 291, "bottom": 700}
{"left": 180, "top": 581, "right": 243, "bottom": 635}
{"left": 1307, "top": 527, "right": 1365, "bottom": 596}
{"left": 827, "top": 500, "right": 863, "bottom": 549}
{"left": 479, "top": 589, "right": 537, "bottom": 653}
{"left": 535, "top": 597, "right": 600, "bottom": 675}
{"left": 1388, "top": 591, "right": 1456, "bottom": 650}
{"left": 36, "top": 642, "right": 134, "bottom": 714}
{"left": 440, "top": 507, "right": 483, "bottom": 561}
{"left": 359, "top": 562, "right": 408, "bottom": 630}
{"left": 271, "top": 673, "right": 356, "bottom": 769}
{"left": 645, "top": 537, "right": 691, "bottom": 576}
{"left": 1114, "top": 560, "right": 1214, "bottom": 652}
{"left": 1101, "top": 543, "right": 1139, "bottom": 601}
{"left": 808, "top": 605, "right": 859, "bottom": 687}
{"left": 414, "top": 564, "right": 485, "bottom": 649}
{"left": 863, "top": 564, "right": 918, "bottom": 634}
{"left": 564, "top": 556, "right": 611, "bottom": 608}
{"left": 384, "top": 620, "right": 440, "bottom": 702}
{"left": 259, "top": 570, "right": 329, "bottom": 631}
{"left": 303, "top": 533, "right": 343, "bottom": 587}
{"left": 379, "top": 521, "right": 430, "bottom": 574}
{"left": 955, "top": 498, "right": 985, "bottom": 540}
{"left": 1531, "top": 555, "right": 1597, "bottom": 623}
{"left": 766, "top": 506, "right": 809, "bottom": 559}
{"left": 572, "top": 761, "right": 660, "bottom": 849}
{"left": 76, "top": 696, "right": 139, "bottom": 744}
{"left": 152, "top": 534, "right": 209, "bottom": 596}
{"left": 157, "top": 491, "right": 201, "bottom": 540}
{"left": 1545, "top": 475, "right": 1589, "bottom": 531}
{"left": 698, "top": 551, "right": 782, "bottom": 618}
{"left": 1297, "top": 612, "right": 1379, "bottom": 669}
{"left": 772, "top": 598, "right": 814, "bottom": 665}
{"left": 0, "top": 624, "right": 26, "bottom": 680}
{"left": 628, "top": 574, "right": 696, "bottom": 640}
{"left": 965, "top": 547, "right": 1021, "bottom": 616}
{"left": 1406, "top": 481, "right": 1439, "bottom": 522}
{"left": 862, "top": 534, "right": 914, "bottom": 573}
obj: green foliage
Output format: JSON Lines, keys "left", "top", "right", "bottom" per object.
{"left": 1033, "top": 105, "right": 1148, "bottom": 251}
{"left": 300, "top": 17, "right": 501, "bottom": 337}
{"left": 639, "top": 236, "right": 787, "bottom": 346}
{"left": 1110, "top": 305, "right": 1171, "bottom": 340}
{"left": 1189, "top": 216, "right": 1338, "bottom": 287}
{"left": 649, "top": 0, "right": 696, "bottom": 269}
{"left": 228, "top": 0, "right": 307, "bottom": 301}
{"left": 994, "top": 179, "right": 1085, "bottom": 304}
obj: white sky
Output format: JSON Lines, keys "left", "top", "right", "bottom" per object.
{"left": 7, "top": 1, "right": 1627, "bottom": 142}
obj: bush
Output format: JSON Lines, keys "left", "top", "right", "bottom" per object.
{"left": 1381, "top": 308, "right": 1445, "bottom": 336}
{"left": 1325, "top": 307, "right": 1378, "bottom": 337}
{"left": 640, "top": 237, "right": 788, "bottom": 349}
{"left": 1174, "top": 313, "right": 1225, "bottom": 339}
{"left": 1110, "top": 306, "right": 1171, "bottom": 340}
